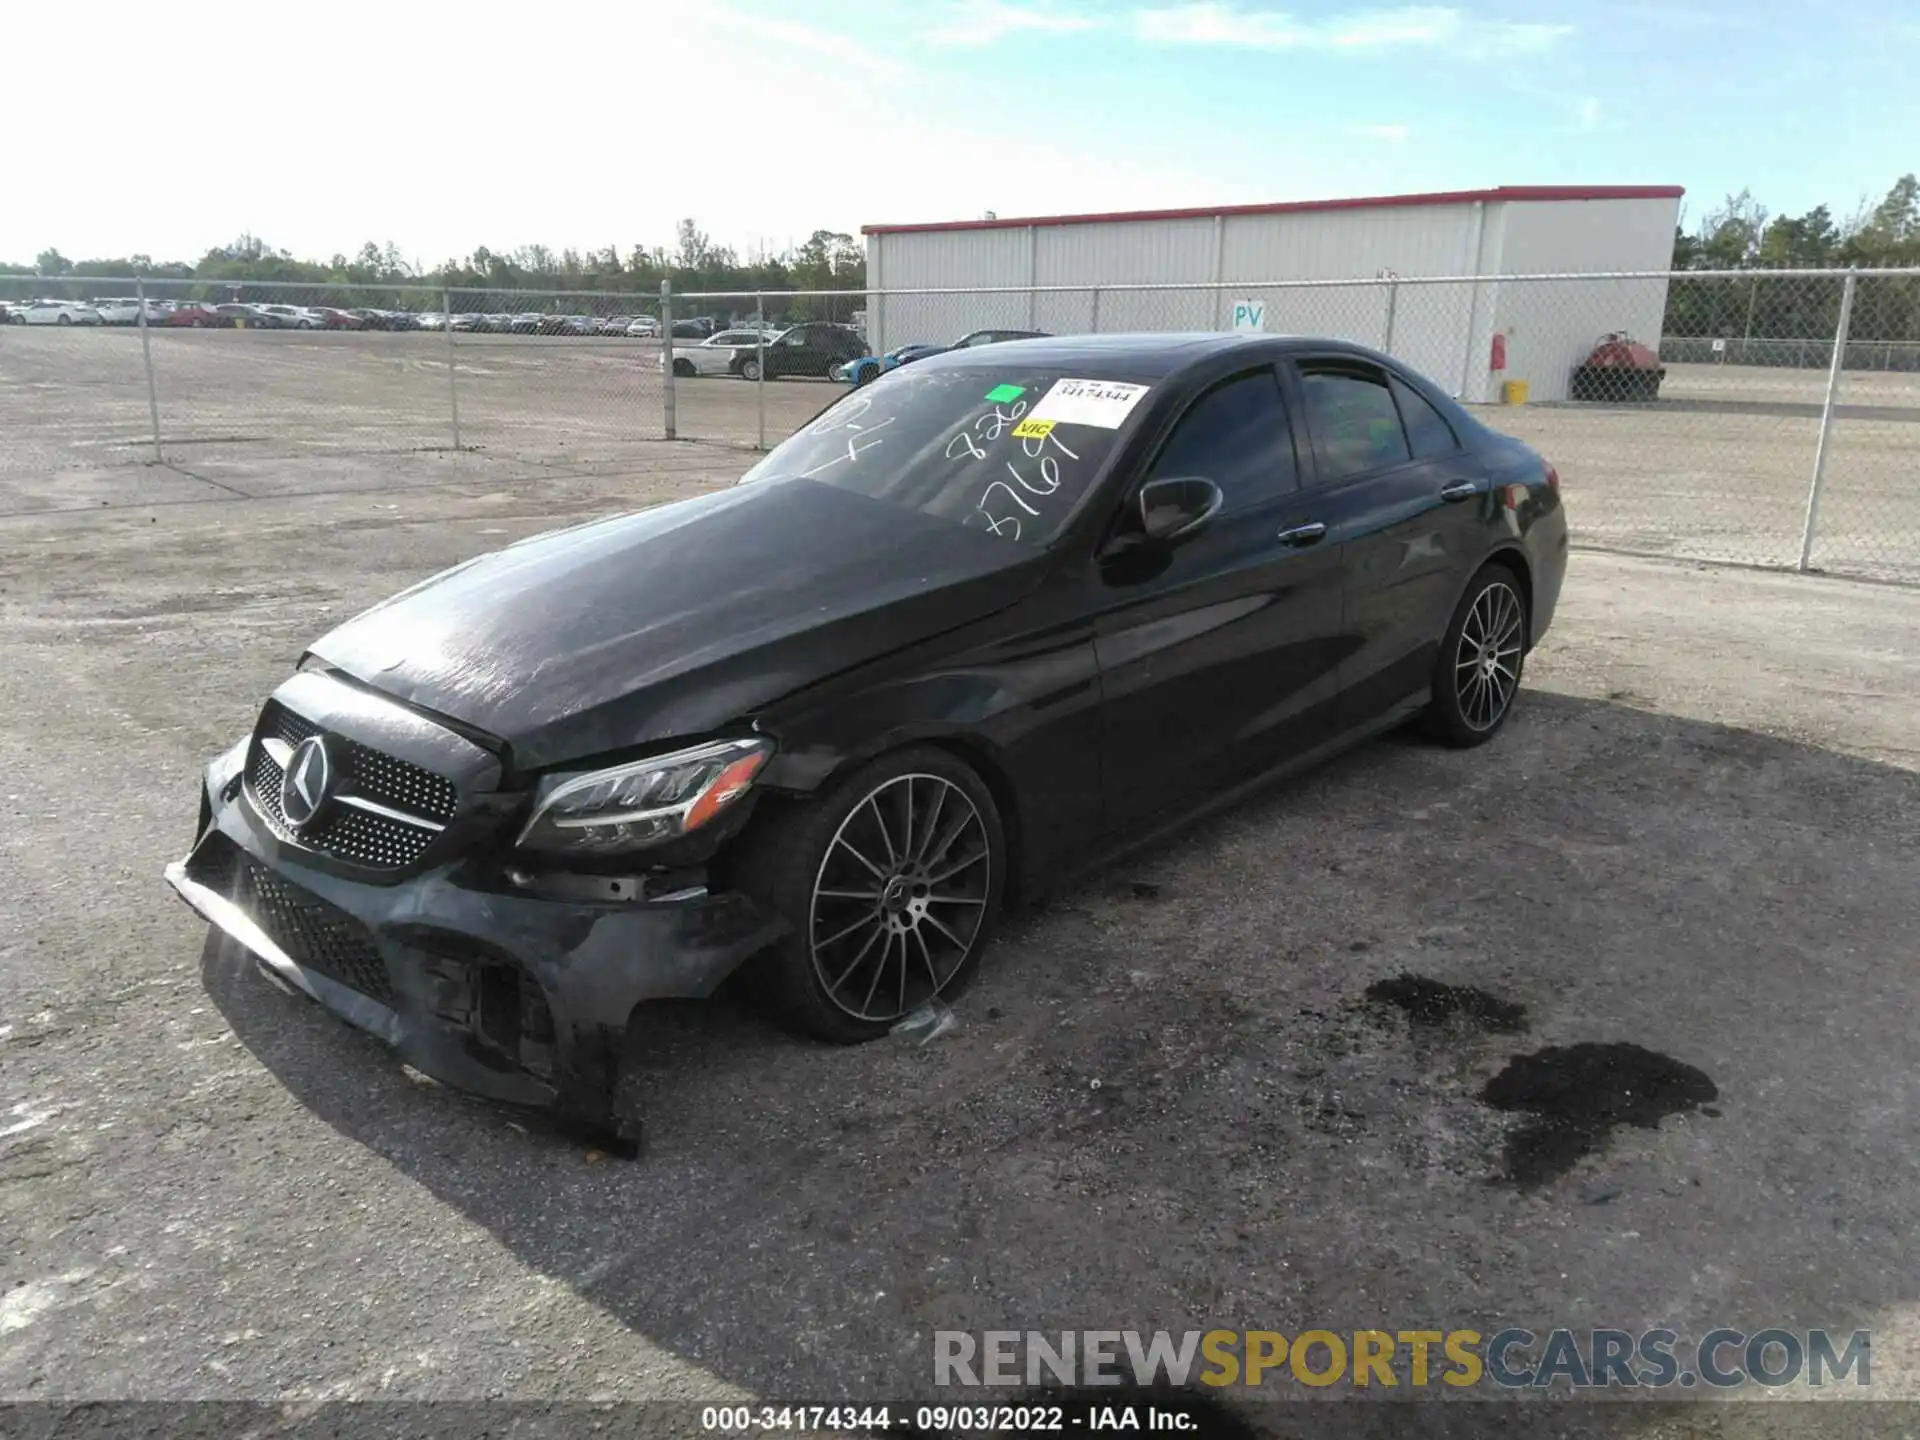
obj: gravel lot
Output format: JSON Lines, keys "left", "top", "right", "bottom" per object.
{"left": 4, "top": 330, "right": 1916, "bottom": 581}
{"left": 2, "top": 434, "right": 1918, "bottom": 1435}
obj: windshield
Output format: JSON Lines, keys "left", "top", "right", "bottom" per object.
{"left": 737, "top": 366, "right": 1152, "bottom": 546}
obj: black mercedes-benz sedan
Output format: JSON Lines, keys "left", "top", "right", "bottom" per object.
{"left": 166, "top": 333, "right": 1567, "bottom": 1148}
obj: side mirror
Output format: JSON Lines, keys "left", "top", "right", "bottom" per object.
{"left": 1137, "top": 476, "right": 1223, "bottom": 543}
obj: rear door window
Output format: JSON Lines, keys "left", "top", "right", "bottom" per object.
{"left": 1391, "top": 374, "right": 1460, "bottom": 459}
{"left": 1297, "top": 362, "right": 1413, "bottom": 481}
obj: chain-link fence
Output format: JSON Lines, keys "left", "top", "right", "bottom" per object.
{"left": 4, "top": 269, "right": 1918, "bottom": 582}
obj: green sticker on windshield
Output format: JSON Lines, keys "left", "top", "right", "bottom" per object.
{"left": 984, "top": 383, "right": 1025, "bottom": 404}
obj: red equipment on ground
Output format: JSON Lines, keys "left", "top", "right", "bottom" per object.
{"left": 1570, "top": 331, "right": 1665, "bottom": 402}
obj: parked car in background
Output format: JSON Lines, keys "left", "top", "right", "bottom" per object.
{"left": 210, "top": 303, "right": 275, "bottom": 328}
{"left": 604, "top": 315, "right": 639, "bottom": 336}
{"left": 415, "top": 312, "right": 449, "bottom": 331}
{"left": 90, "top": 297, "right": 155, "bottom": 325}
{"left": 348, "top": 309, "right": 417, "bottom": 331}
{"left": 22, "top": 300, "right": 104, "bottom": 326}
{"left": 625, "top": 316, "right": 660, "bottom": 338}
{"left": 309, "top": 307, "right": 366, "bottom": 330}
{"left": 448, "top": 313, "right": 484, "bottom": 332}
{"left": 0, "top": 302, "right": 23, "bottom": 324}
{"left": 668, "top": 319, "right": 710, "bottom": 340}
{"left": 253, "top": 304, "right": 318, "bottom": 329}
{"left": 837, "top": 329, "right": 1052, "bottom": 387}
{"left": 508, "top": 313, "right": 546, "bottom": 334}
{"left": 659, "top": 328, "right": 779, "bottom": 378}
{"left": 165, "top": 303, "right": 219, "bottom": 328}
{"left": 740, "top": 321, "right": 867, "bottom": 380}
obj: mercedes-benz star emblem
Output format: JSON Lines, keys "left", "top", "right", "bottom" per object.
{"left": 280, "top": 735, "right": 334, "bottom": 830}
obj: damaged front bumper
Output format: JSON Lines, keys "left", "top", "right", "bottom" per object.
{"left": 166, "top": 738, "right": 786, "bottom": 1147}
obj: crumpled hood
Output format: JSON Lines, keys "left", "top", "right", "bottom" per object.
{"left": 308, "top": 479, "right": 1045, "bottom": 773}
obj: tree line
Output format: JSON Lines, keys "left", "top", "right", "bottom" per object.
{"left": 2, "top": 219, "right": 867, "bottom": 317}
{"left": 1664, "top": 175, "right": 1920, "bottom": 344}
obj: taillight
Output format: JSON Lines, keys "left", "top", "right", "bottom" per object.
{"left": 1543, "top": 463, "right": 1560, "bottom": 491}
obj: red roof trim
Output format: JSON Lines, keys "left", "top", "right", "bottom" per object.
{"left": 862, "top": 185, "right": 1686, "bottom": 236}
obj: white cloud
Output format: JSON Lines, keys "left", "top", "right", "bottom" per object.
{"left": 928, "top": 0, "right": 1104, "bottom": 45}
{"left": 1135, "top": 3, "right": 1569, "bottom": 56}
{"left": 1349, "top": 122, "right": 1413, "bottom": 142}
{"left": 699, "top": 4, "right": 909, "bottom": 81}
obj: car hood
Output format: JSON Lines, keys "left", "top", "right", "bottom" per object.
{"left": 308, "top": 480, "right": 1048, "bottom": 773}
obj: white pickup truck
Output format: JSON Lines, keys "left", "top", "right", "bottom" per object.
{"left": 657, "top": 328, "right": 782, "bottom": 378}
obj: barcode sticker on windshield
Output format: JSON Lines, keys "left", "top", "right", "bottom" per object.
{"left": 1027, "top": 379, "right": 1151, "bottom": 429}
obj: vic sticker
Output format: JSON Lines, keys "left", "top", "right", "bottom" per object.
{"left": 1026, "top": 379, "right": 1151, "bottom": 430}
{"left": 1011, "top": 418, "right": 1054, "bottom": 440}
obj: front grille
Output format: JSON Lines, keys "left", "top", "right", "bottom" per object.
{"left": 187, "top": 835, "right": 395, "bottom": 1006}
{"left": 246, "top": 700, "right": 458, "bottom": 871}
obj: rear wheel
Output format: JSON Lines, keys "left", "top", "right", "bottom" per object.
{"left": 56, "top": 313, "right": 71, "bottom": 326}
{"left": 731, "top": 746, "right": 1006, "bottom": 1043}
{"left": 740, "top": 356, "right": 762, "bottom": 382}
{"left": 1425, "top": 564, "right": 1528, "bottom": 747}
{"left": 820, "top": 356, "right": 841, "bottom": 379}
{"left": 672, "top": 357, "right": 696, "bottom": 377}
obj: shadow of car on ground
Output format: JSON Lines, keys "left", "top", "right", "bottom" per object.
{"left": 203, "top": 692, "right": 1920, "bottom": 1434}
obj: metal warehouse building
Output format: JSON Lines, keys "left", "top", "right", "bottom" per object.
{"left": 862, "top": 184, "right": 1684, "bottom": 403}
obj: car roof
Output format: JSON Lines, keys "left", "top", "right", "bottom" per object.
{"left": 908, "top": 331, "right": 1382, "bottom": 379}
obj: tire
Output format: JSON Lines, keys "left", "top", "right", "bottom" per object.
{"left": 57, "top": 314, "right": 71, "bottom": 326}
{"left": 1424, "top": 563, "right": 1529, "bottom": 748}
{"left": 730, "top": 745, "right": 1007, "bottom": 1044}
{"left": 672, "top": 357, "right": 696, "bottom": 378}
{"left": 855, "top": 362, "right": 878, "bottom": 387}
{"left": 820, "top": 356, "right": 841, "bottom": 379}
{"left": 296, "top": 320, "right": 312, "bottom": 329}
{"left": 740, "top": 357, "right": 762, "bottom": 382}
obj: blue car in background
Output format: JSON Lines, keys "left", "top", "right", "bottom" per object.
{"left": 833, "top": 328, "right": 1050, "bottom": 386}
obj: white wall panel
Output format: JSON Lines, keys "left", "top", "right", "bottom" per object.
{"left": 1034, "top": 218, "right": 1217, "bottom": 286}
{"left": 867, "top": 194, "right": 1679, "bottom": 398}
{"left": 1220, "top": 204, "right": 1476, "bottom": 282}
{"left": 1491, "top": 197, "right": 1680, "bottom": 400}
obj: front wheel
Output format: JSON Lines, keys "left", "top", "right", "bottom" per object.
{"left": 56, "top": 314, "right": 71, "bottom": 326}
{"left": 672, "top": 357, "right": 696, "bottom": 377}
{"left": 730, "top": 746, "right": 1006, "bottom": 1043}
{"left": 740, "top": 357, "right": 762, "bottom": 382}
{"left": 1425, "top": 564, "right": 1528, "bottom": 747}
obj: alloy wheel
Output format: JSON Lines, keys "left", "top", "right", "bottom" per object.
{"left": 808, "top": 773, "right": 991, "bottom": 1022}
{"left": 1455, "top": 579, "right": 1524, "bottom": 730}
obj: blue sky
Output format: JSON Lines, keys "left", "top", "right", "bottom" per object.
{"left": 5, "top": 0, "right": 1915, "bottom": 265}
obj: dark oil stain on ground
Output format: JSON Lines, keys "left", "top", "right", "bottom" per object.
{"left": 1365, "top": 973, "right": 1528, "bottom": 1033}
{"left": 1482, "top": 1042, "right": 1718, "bottom": 1187}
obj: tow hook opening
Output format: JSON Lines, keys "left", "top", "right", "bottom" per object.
{"left": 420, "top": 951, "right": 557, "bottom": 1083}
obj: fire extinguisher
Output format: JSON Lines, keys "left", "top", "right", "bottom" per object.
{"left": 1490, "top": 332, "right": 1507, "bottom": 372}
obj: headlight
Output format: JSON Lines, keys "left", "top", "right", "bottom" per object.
{"left": 515, "top": 737, "right": 772, "bottom": 856}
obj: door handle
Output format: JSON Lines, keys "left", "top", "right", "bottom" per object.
{"left": 1440, "top": 480, "right": 1479, "bottom": 503}
{"left": 1276, "top": 521, "right": 1327, "bottom": 547}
